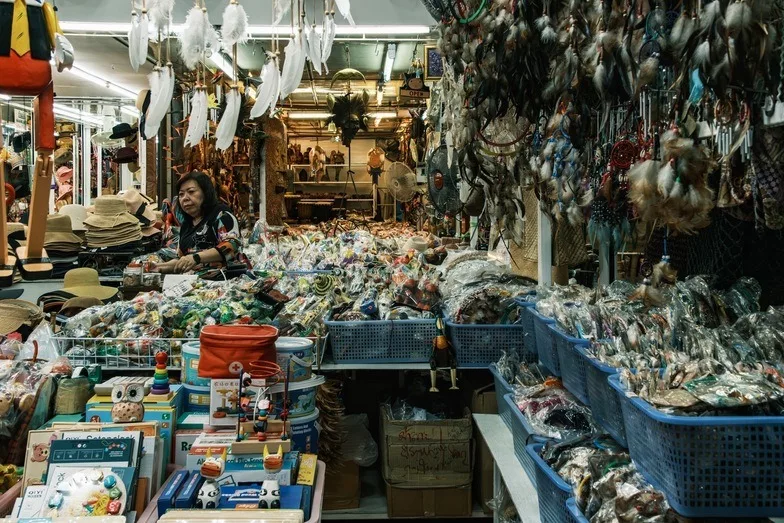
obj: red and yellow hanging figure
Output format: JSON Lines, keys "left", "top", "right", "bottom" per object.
{"left": 0, "top": 0, "right": 73, "bottom": 279}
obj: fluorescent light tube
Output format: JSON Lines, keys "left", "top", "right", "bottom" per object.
{"left": 209, "top": 53, "right": 236, "bottom": 81}
{"left": 383, "top": 44, "right": 396, "bottom": 82}
{"left": 286, "top": 112, "right": 331, "bottom": 120}
{"left": 65, "top": 65, "right": 139, "bottom": 99}
{"left": 368, "top": 112, "right": 397, "bottom": 119}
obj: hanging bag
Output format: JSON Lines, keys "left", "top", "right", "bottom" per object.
{"left": 198, "top": 324, "right": 279, "bottom": 378}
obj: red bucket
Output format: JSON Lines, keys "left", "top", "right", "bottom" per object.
{"left": 198, "top": 325, "right": 279, "bottom": 378}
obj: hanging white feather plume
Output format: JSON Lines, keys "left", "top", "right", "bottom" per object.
{"left": 726, "top": 0, "right": 752, "bottom": 37}
{"left": 657, "top": 160, "right": 675, "bottom": 197}
{"left": 179, "top": 6, "right": 208, "bottom": 70}
{"left": 334, "top": 0, "right": 355, "bottom": 25}
{"left": 321, "top": 13, "right": 336, "bottom": 67}
{"left": 145, "top": 65, "right": 174, "bottom": 139}
{"left": 138, "top": 10, "right": 150, "bottom": 67}
{"left": 148, "top": 0, "right": 175, "bottom": 34}
{"left": 541, "top": 25, "right": 557, "bottom": 44}
{"left": 129, "top": 11, "right": 141, "bottom": 71}
{"left": 693, "top": 40, "right": 710, "bottom": 68}
{"left": 184, "top": 89, "right": 208, "bottom": 148}
{"left": 280, "top": 33, "right": 307, "bottom": 99}
{"left": 273, "top": 0, "right": 291, "bottom": 27}
{"left": 700, "top": 1, "right": 722, "bottom": 33}
{"left": 251, "top": 54, "right": 281, "bottom": 118}
{"left": 669, "top": 177, "right": 685, "bottom": 201}
{"left": 305, "top": 22, "right": 323, "bottom": 75}
{"left": 216, "top": 88, "right": 242, "bottom": 151}
{"left": 205, "top": 24, "right": 221, "bottom": 59}
{"left": 593, "top": 61, "right": 606, "bottom": 98}
{"left": 221, "top": 1, "right": 249, "bottom": 47}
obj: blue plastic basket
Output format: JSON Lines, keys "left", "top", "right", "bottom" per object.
{"left": 505, "top": 393, "right": 549, "bottom": 486}
{"left": 565, "top": 499, "right": 589, "bottom": 523}
{"left": 490, "top": 364, "right": 514, "bottom": 430}
{"left": 531, "top": 309, "right": 558, "bottom": 375}
{"left": 609, "top": 374, "right": 784, "bottom": 517}
{"left": 445, "top": 319, "right": 528, "bottom": 367}
{"left": 526, "top": 443, "right": 573, "bottom": 523}
{"left": 514, "top": 299, "right": 539, "bottom": 361}
{"left": 324, "top": 317, "right": 436, "bottom": 363}
{"left": 550, "top": 326, "right": 590, "bottom": 405}
{"left": 578, "top": 346, "right": 626, "bottom": 447}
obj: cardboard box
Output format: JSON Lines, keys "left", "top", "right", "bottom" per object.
{"left": 385, "top": 482, "right": 472, "bottom": 518}
{"left": 85, "top": 405, "right": 177, "bottom": 465}
{"left": 472, "top": 384, "right": 497, "bottom": 514}
{"left": 380, "top": 404, "right": 473, "bottom": 488}
{"left": 323, "top": 460, "right": 360, "bottom": 511}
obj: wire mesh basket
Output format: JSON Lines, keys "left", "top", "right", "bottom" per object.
{"left": 56, "top": 336, "right": 194, "bottom": 370}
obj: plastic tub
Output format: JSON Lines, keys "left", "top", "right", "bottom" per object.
{"left": 549, "top": 325, "right": 590, "bottom": 405}
{"left": 490, "top": 364, "right": 514, "bottom": 430}
{"left": 289, "top": 407, "right": 320, "bottom": 454}
{"left": 445, "top": 320, "right": 529, "bottom": 367}
{"left": 276, "top": 337, "right": 314, "bottom": 382}
{"left": 565, "top": 499, "right": 589, "bottom": 523}
{"left": 526, "top": 443, "right": 573, "bottom": 523}
{"left": 609, "top": 373, "right": 784, "bottom": 518}
{"left": 269, "top": 374, "right": 326, "bottom": 418}
{"left": 183, "top": 383, "right": 210, "bottom": 412}
{"left": 515, "top": 300, "right": 538, "bottom": 361}
{"left": 324, "top": 315, "right": 436, "bottom": 363}
{"left": 181, "top": 342, "right": 210, "bottom": 387}
{"left": 578, "top": 346, "right": 626, "bottom": 447}
{"left": 530, "top": 309, "right": 558, "bottom": 375}
{"left": 505, "top": 393, "right": 549, "bottom": 486}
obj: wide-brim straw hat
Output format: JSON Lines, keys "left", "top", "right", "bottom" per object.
{"left": 118, "top": 188, "right": 157, "bottom": 224}
{"left": 60, "top": 296, "right": 102, "bottom": 315}
{"left": 61, "top": 268, "right": 118, "bottom": 301}
{"left": 83, "top": 196, "right": 140, "bottom": 230}
{"left": 44, "top": 214, "right": 82, "bottom": 246}
{"left": 0, "top": 300, "right": 43, "bottom": 335}
{"left": 59, "top": 204, "right": 88, "bottom": 232}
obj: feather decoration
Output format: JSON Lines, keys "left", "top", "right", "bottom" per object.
{"left": 700, "top": 1, "right": 722, "bottom": 33}
{"left": 280, "top": 33, "right": 307, "bottom": 99}
{"left": 635, "top": 56, "right": 659, "bottom": 96}
{"left": 221, "top": 1, "right": 249, "bottom": 47}
{"left": 184, "top": 89, "right": 208, "bottom": 148}
{"left": 669, "top": 176, "right": 685, "bottom": 201}
{"left": 593, "top": 61, "right": 606, "bottom": 98}
{"left": 535, "top": 14, "right": 551, "bottom": 31}
{"left": 129, "top": 11, "right": 141, "bottom": 72}
{"left": 205, "top": 24, "right": 221, "bottom": 58}
{"left": 138, "top": 10, "right": 150, "bottom": 67}
{"left": 693, "top": 40, "right": 710, "bottom": 68}
{"left": 334, "top": 0, "right": 355, "bottom": 26}
{"left": 541, "top": 25, "right": 557, "bottom": 44}
{"left": 321, "top": 13, "right": 337, "bottom": 66}
{"left": 726, "top": 0, "right": 752, "bottom": 36}
{"left": 566, "top": 202, "right": 583, "bottom": 226}
{"left": 251, "top": 54, "right": 281, "bottom": 118}
{"left": 179, "top": 6, "right": 208, "bottom": 70}
{"left": 148, "top": 0, "right": 175, "bottom": 33}
{"left": 216, "top": 88, "right": 241, "bottom": 151}
{"left": 670, "top": 14, "right": 695, "bottom": 54}
{"left": 145, "top": 65, "right": 174, "bottom": 138}
{"left": 657, "top": 160, "right": 676, "bottom": 197}
{"left": 652, "top": 256, "right": 677, "bottom": 287}
{"left": 630, "top": 278, "right": 666, "bottom": 307}
{"left": 305, "top": 22, "right": 322, "bottom": 75}
{"left": 273, "top": 0, "right": 291, "bottom": 26}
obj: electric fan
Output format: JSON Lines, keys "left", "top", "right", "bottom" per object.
{"left": 426, "top": 144, "right": 460, "bottom": 216}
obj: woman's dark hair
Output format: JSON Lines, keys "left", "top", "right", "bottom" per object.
{"left": 176, "top": 171, "right": 218, "bottom": 218}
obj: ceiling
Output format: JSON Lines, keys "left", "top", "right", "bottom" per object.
{"left": 43, "top": 0, "right": 437, "bottom": 137}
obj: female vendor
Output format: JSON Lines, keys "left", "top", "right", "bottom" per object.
{"left": 154, "top": 171, "right": 243, "bottom": 274}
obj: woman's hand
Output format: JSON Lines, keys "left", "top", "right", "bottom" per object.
{"left": 174, "top": 255, "right": 198, "bottom": 273}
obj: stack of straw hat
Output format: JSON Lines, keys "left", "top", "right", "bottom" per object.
{"left": 44, "top": 214, "right": 82, "bottom": 255}
{"left": 83, "top": 196, "right": 141, "bottom": 248}
{"left": 0, "top": 300, "right": 44, "bottom": 336}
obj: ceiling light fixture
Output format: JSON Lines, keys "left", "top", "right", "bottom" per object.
{"left": 376, "top": 82, "right": 384, "bottom": 106}
{"left": 0, "top": 94, "right": 9, "bottom": 101}
{"left": 368, "top": 111, "right": 397, "bottom": 119}
{"left": 63, "top": 64, "right": 139, "bottom": 99}
{"left": 383, "top": 43, "right": 396, "bottom": 83}
{"left": 286, "top": 112, "right": 331, "bottom": 120}
{"left": 53, "top": 103, "right": 104, "bottom": 126}
{"left": 209, "top": 53, "right": 236, "bottom": 81}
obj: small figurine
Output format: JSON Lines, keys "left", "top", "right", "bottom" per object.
{"left": 258, "top": 479, "right": 281, "bottom": 509}
{"left": 196, "top": 448, "right": 227, "bottom": 509}
{"left": 111, "top": 383, "right": 145, "bottom": 423}
{"left": 253, "top": 395, "right": 270, "bottom": 440}
{"left": 429, "top": 318, "right": 458, "bottom": 392}
{"left": 263, "top": 445, "right": 283, "bottom": 473}
{"left": 149, "top": 351, "right": 170, "bottom": 396}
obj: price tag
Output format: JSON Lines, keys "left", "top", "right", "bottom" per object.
{"left": 163, "top": 275, "right": 197, "bottom": 297}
